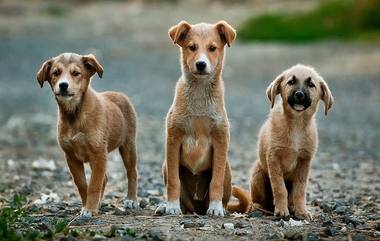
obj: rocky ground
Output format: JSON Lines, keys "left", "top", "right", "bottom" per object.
{"left": 0, "top": 1, "right": 379, "bottom": 240}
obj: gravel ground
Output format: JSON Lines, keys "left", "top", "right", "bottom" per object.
{"left": 0, "top": 1, "right": 379, "bottom": 240}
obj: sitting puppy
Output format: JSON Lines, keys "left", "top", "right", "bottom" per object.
{"left": 230, "top": 64, "right": 333, "bottom": 220}
{"left": 36, "top": 53, "right": 139, "bottom": 218}
{"left": 156, "top": 20, "right": 236, "bottom": 216}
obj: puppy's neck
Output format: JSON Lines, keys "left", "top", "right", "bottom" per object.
{"left": 57, "top": 87, "right": 97, "bottom": 125}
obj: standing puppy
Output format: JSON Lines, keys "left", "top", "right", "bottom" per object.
{"left": 231, "top": 64, "right": 333, "bottom": 220}
{"left": 36, "top": 53, "right": 139, "bottom": 218}
{"left": 157, "top": 21, "right": 236, "bottom": 216}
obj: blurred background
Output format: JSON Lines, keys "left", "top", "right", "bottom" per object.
{"left": 0, "top": 0, "right": 379, "bottom": 238}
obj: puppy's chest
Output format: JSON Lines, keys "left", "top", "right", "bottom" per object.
{"left": 59, "top": 130, "right": 93, "bottom": 162}
{"left": 180, "top": 117, "right": 213, "bottom": 174}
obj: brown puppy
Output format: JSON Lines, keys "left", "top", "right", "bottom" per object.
{"left": 156, "top": 21, "right": 236, "bottom": 216}
{"left": 231, "top": 64, "right": 333, "bottom": 220}
{"left": 36, "top": 53, "right": 138, "bottom": 218}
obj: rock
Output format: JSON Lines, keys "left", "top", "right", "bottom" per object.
{"left": 284, "top": 230, "right": 304, "bottom": 240}
{"left": 149, "top": 196, "right": 162, "bottom": 205}
{"left": 320, "top": 201, "right": 336, "bottom": 213}
{"left": 113, "top": 207, "right": 126, "bottom": 215}
{"left": 32, "top": 158, "right": 57, "bottom": 171}
{"left": 222, "top": 223, "right": 234, "bottom": 230}
{"left": 59, "top": 236, "right": 76, "bottom": 241}
{"left": 334, "top": 205, "right": 347, "bottom": 214}
{"left": 352, "top": 234, "right": 368, "bottom": 241}
{"left": 324, "top": 227, "right": 340, "bottom": 236}
{"left": 139, "top": 198, "right": 148, "bottom": 209}
{"left": 142, "top": 229, "right": 167, "bottom": 241}
{"left": 344, "top": 215, "right": 363, "bottom": 227}
{"left": 267, "top": 231, "right": 284, "bottom": 240}
{"left": 306, "top": 233, "right": 319, "bottom": 241}
{"left": 248, "top": 210, "right": 263, "bottom": 218}
{"left": 234, "top": 221, "right": 250, "bottom": 229}
{"left": 180, "top": 219, "right": 206, "bottom": 228}
{"left": 322, "top": 216, "right": 333, "bottom": 227}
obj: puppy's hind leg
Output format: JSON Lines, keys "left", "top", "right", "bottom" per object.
{"left": 250, "top": 161, "right": 268, "bottom": 211}
{"left": 120, "top": 142, "right": 139, "bottom": 209}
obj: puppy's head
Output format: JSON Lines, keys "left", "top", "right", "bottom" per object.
{"left": 168, "top": 20, "right": 236, "bottom": 80}
{"left": 36, "top": 53, "right": 103, "bottom": 106}
{"left": 266, "top": 64, "right": 334, "bottom": 115}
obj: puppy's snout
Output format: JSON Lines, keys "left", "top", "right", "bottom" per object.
{"left": 294, "top": 91, "right": 305, "bottom": 101}
{"left": 59, "top": 82, "right": 69, "bottom": 91}
{"left": 196, "top": 61, "right": 207, "bottom": 72}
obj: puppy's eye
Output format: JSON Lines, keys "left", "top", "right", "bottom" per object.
{"left": 306, "top": 77, "right": 315, "bottom": 88}
{"left": 52, "top": 70, "right": 60, "bottom": 77}
{"left": 72, "top": 71, "right": 81, "bottom": 77}
{"left": 287, "top": 78, "right": 295, "bottom": 85}
{"left": 209, "top": 46, "right": 216, "bottom": 52}
{"left": 189, "top": 45, "right": 197, "bottom": 52}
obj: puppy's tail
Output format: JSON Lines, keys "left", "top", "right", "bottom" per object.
{"left": 227, "top": 186, "right": 251, "bottom": 213}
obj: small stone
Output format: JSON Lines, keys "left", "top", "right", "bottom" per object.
{"left": 113, "top": 207, "right": 126, "bottom": 216}
{"left": 149, "top": 196, "right": 161, "bottom": 205}
{"left": 180, "top": 219, "right": 206, "bottom": 228}
{"left": 324, "top": 227, "right": 340, "bottom": 236}
{"left": 234, "top": 221, "right": 250, "bottom": 229}
{"left": 284, "top": 230, "right": 303, "bottom": 240}
{"left": 334, "top": 205, "right": 347, "bottom": 214}
{"left": 139, "top": 199, "right": 148, "bottom": 209}
{"left": 59, "top": 235, "right": 76, "bottom": 241}
{"left": 306, "top": 233, "right": 319, "bottom": 241}
{"left": 222, "top": 223, "right": 234, "bottom": 230}
{"left": 344, "top": 215, "right": 363, "bottom": 227}
{"left": 267, "top": 231, "right": 284, "bottom": 240}
{"left": 352, "top": 234, "right": 368, "bottom": 241}
{"left": 248, "top": 210, "right": 263, "bottom": 218}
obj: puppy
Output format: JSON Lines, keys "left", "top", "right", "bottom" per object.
{"left": 156, "top": 21, "right": 236, "bottom": 216}
{"left": 36, "top": 53, "right": 139, "bottom": 218}
{"left": 230, "top": 64, "right": 333, "bottom": 220}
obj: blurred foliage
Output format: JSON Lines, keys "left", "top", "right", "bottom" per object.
{"left": 238, "top": 0, "right": 380, "bottom": 42}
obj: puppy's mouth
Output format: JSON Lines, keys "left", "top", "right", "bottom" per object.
{"left": 55, "top": 92, "right": 75, "bottom": 98}
{"left": 191, "top": 71, "right": 210, "bottom": 77}
{"left": 287, "top": 95, "right": 312, "bottom": 112}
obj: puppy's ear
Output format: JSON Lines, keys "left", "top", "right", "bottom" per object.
{"left": 82, "top": 54, "right": 103, "bottom": 78}
{"left": 266, "top": 73, "right": 284, "bottom": 108}
{"left": 168, "top": 21, "right": 191, "bottom": 47}
{"left": 36, "top": 59, "right": 53, "bottom": 88}
{"left": 319, "top": 78, "right": 334, "bottom": 115}
{"left": 215, "top": 20, "right": 236, "bottom": 47}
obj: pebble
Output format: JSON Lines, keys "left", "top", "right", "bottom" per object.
{"left": 234, "top": 221, "right": 250, "bottom": 229}
{"left": 139, "top": 198, "right": 148, "bottom": 209}
{"left": 284, "top": 230, "right": 303, "bottom": 240}
{"left": 306, "top": 233, "right": 319, "bottom": 241}
{"left": 267, "top": 231, "right": 284, "bottom": 240}
{"left": 180, "top": 219, "right": 206, "bottom": 228}
{"left": 222, "top": 223, "right": 234, "bottom": 230}
{"left": 352, "top": 234, "right": 368, "bottom": 241}
{"left": 248, "top": 210, "right": 263, "bottom": 218}
{"left": 324, "top": 227, "right": 340, "bottom": 236}
{"left": 334, "top": 205, "right": 347, "bottom": 214}
{"left": 344, "top": 215, "right": 363, "bottom": 227}
{"left": 149, "top": 196, "right": 162, "bottom": 205}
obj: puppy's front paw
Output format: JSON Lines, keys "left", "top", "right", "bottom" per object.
{"left": 274, "top": 205, "right": 290, "bottom": 220}
{"left": 165, "top": 200, "right": 182, "bottom": 215}
{"left": 80, "top": 208, "right": 93, "bottom": 219}
{"left": 294, "top": 208, "right": 312, "bottom": 221}
{"left": 123, "top": 199, "right": 139, "bottom": 209}
{"left": 207, "top": 201, "right": 225, "bottom": 217}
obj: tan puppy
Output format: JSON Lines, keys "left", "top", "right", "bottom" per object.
{"left": 231, "top": 64, "right": 333, "bottom": 220}
{"left": 156, "top": 21, "right": 236, "bottom": 216}
{"left": 36, "top": 53, "right": 138, "bottom": 218}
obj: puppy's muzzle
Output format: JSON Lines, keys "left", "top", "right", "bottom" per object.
{"left": 56, "top": 82, "right": 74, "bottom": 97}
{"left": 196, "top": 61, "right": 207, "bottom": 73}
{"left": 288, "top": 89, "right": 311, "bottom": 112}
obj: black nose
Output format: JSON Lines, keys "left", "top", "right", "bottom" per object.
{"left": 59, "top": 82, "right": 69, "bottom": 91}
{"left": 295, "top": 91, "right": 305, "bottom": 100}
{"left": 196, "top": 61, "right": 207, "bottom": 72}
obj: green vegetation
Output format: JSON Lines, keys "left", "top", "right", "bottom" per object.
{"left": 238, "top": 0, "right": 380, "bottom": 43}
{"left": 0, "top": 194, "right": 69, "bottom": 241}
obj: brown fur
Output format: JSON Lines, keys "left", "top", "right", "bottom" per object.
{"left": 36, "top": 53, "right": 138, "bottom": 216}
{"left": 160, "top": 21, "right": 236, "bottom": 216}
{"left": 231, "top": 65, "right": 333, "bottom": 220}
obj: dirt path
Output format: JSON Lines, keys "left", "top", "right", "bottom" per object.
{"left": 0, "top": 1, "right": 379, "bottom": 240}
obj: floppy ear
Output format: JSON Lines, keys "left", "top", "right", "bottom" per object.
{"left": 266, "top": 73, "right": 285, "bottom": 108}
{"left": 319, "top": 78, "right": 334, "bottom": 115}
{"left": 215, "top": 20, "right": 236, "bottom": 47}
{"left": 82, "top": 54, "right": 103, "bottom": 78}
{"left": 168, "top": 21, "right": 191, "bottom": 47}
{"left": 36, "top": 59, "right": 53, "bottom": 88}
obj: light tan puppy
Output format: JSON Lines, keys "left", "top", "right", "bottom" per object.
{"left": 231, "top": 64, "right": 333, "bottom": 220}
{"left": 36, "top": 53, "right": 138, "bottom": 218}
{"left": 156, "top": 21, "right": 236, "bottom": 216}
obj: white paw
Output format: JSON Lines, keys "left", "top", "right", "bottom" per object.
{"left": 80, "top": 208, "right": 93, "bottom": 219}
{"left": 123, "top": 199, "right": 139, "bottom": 209}
{"left": 207, "top": 201, "right": 225, "bottom": 217}
{"left": 165, "top": 200, "right": 182, "bottom": 215}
